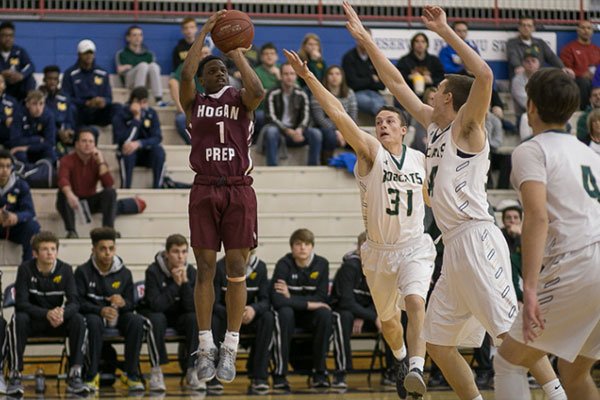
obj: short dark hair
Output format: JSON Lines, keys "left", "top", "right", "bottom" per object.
{"left": 126, "top": 25, "right": 142, "bottom": 36}
{"left": 32, "top": 231, "right": 59, "bottom": 252}
{"left": 129, "top": 86, "right": 149, "bottom": 103}
{"left": 166, "top": 234, "right": 188, "bottom": 251}
{"left": 444, "top": 74, "right": 474, "bottom": 112}
{"left": 526, "top": 68, "right": 580, "bottom": 125}
{"left": 260, "top": 42, "right": 277, "bottom": 54}
{"left": 90, "top": 227, "right": 117, "bottom": 246}
{"left": 0, "top": 148, "right": 12, "bottom": 163}
{"left": 74, "top": 126, "right": 98, "bottom": 144}
{"left": 452, "top": 21, "right": 469, "bottom": 29}
{"left": 43, "top": 65, "right": 60, "bottom": 75}
{"left": 376, "top": 105, "right": 408, "bottom": 126}
{"left": 181, "top": 17, "right": 196, "bottom": 26}
{"left": 289, "top": 228, "right": 315, "bottom": 247}
{"left": 502, "top": 206, "right": 523, "bottom": 220}
{"left": 197, "top": 55, "right": 223, "bottom": 77}
{"left": 0, "top": 22, "right": 15, "bottom": 32}
{"left": 410, "top": 32, "right": 428, "bottom": 50}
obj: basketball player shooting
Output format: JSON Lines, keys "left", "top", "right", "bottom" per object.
{"left": 180, "top": 10, "right": 265, "bottom": 385}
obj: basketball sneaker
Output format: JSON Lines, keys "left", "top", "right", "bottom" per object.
{"left": 404, "top": 368, "right": 426, "bottom": 398}
{"left": 216, "top": 345, "right": 237, "bottom": 383}
{"left": 196, "top": 346, "right": 218, "bottom": 382}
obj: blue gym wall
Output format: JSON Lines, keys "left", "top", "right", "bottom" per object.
{"left": 12, "top": 21, "right": 588, "bottom": 81}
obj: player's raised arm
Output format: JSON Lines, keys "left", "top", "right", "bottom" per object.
{"left": 181, "top": 10, "right": 226, "bottom": 120}
{"left": 423, "top": 6, "right": 493, "bottom": 152}
{"left": 227, "top": 48, "right": 265, "bottom": 112}
{"left": 343, "top": 1, "right": 433, "bottom": 128}
{"left": 284, "top": 50, "right": 379, "bottom": 163}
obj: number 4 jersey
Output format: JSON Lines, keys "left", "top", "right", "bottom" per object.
{"left": 189, "top": 86, "right": 254, "bottom": 177}
{"left": 511, "top": 131, "right": 600, "bottom": 260}
{"left": 355, "top": 144, "right": 426, "bottom": 245}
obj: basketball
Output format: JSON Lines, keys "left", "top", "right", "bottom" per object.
{"left": 211, "top": 10, "right": 254, "bottom": 54}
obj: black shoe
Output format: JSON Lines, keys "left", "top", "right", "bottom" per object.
{"left": 66, "top": 367, "right": 89, "bottom": 394}
{"left": 404, "top": 368, "right": 426, "bottom": 398}
{"left": 310, "top": 371, "right": 330, "bottom": 389}
{"left": 7, "top": 371, "right": 24, "bottom": 396}
{"left": 206, "top": 377, "right": 224, "bottom": 392}
{"left": 272, "top": 375, "right": 291, "bottom": 392}
{"left": 331, "top": 371, "right": 347, "bottom": 389}
{"left": 475, "top": 370, "right": 493, "bottom": 390}
{"left": 248, "top": 379, "right": 269, "bottom": 395}
{"left": 395, "top": 358, "right": 409, "bottom": 399}
{"left": 66, "top": 230, "right": 79, "bottom": 239}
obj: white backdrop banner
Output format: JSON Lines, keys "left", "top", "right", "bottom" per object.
{"left": 371, "top": 29, "right": 557, "bottom": 61}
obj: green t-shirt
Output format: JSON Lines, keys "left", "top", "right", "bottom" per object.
{"left": 170, "top": 64, "right": 204, "bottom": 93}
{"left": 254, "top": 64, "right": 281, "bottom": 110}
{"left": 117, "top": 46, "right": 154, "bottom": 68}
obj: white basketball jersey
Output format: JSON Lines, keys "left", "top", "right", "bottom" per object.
{"left": 426, "top": 122, "right": 493, "bottom": 234}
{"left": 511, "top": 132, "right": 600, "bottom": 259}
{"left": 354, "top": 145, "right": 426, "bottom": 245}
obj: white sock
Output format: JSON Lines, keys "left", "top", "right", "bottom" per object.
{"left": 542, "top": 378, "right": 567, "bottom": 400}
{"left": 198, "top": 330, "right": 216, "bottom": 350}
{"left": 493, "top": 353, "right": 531, "bottom": 400}
{"left": 471, "top": 396, "right": 484, "bottom": 400}
{"left": 392, "top": 345, "right": 407, "bottom": 361}
{"left": 409, "top": 356, "right": 425, "bottom": 372}
{"left": 223, "top": 331, "right": 240, "bottom": 350}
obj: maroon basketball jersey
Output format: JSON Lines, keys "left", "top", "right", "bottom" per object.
{"left": 189, "top": 86, "right": 254, "bottom": 176}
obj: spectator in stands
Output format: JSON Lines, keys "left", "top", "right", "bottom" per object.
{"left": 62, "top": 40, "right": 115, "bottom": 127}
{"left": 8, "top": 231, "right": 88, "bottom": 395}
{"left": 0, "top": 74, "right": 21, "bottom": 149}
{"left": 116, "top": 26, "right": 164, "bottom": 105}
{"left": 168, "top": 45, "right": 209, "bottom": 145}
{"left": 0, "top": 22, "right": 35, "bottom": 101}
{"left": 586, "top": 108, "right": 600, "bottom": 155}
{"left": 39, "top": 65, "right": 77, "bottom": 158}
{"left": 112, "top": 86, "right": 166, "bottom": 189}
{"left": 0, "top": 313, "right": 5, "bottom": 394}
{"left": 0, "top": 148, "right": 40, "bottom": 262}
{"left": 254, "top": 43, "right": 282, "bottom": 136}
{"left": 500, "top": 204, "right": 524, "bottom": 304}
{"left": 271, "top": 228, "right": 332, "bottom": 390}
{"left": 577, "top": 85, "right": 600, "bottom": 145}
{"left": 560, "top": 20, "right": 600, "bottom": 110}
{"left": 410, "top": 86, "right": 436, "bottom": 154}
{"left": 342, "top": 27, "right": 386, "bottom": 117}
{"left": 506, "top": 16, "right": 571, "bottom": 79}
{"left": 310, "top": 65, "right": 357, "bottom": 164}
{"left": 75, "top": 227, "right": 149, "bottom": 393}
{"left": 56, "top": 127, "right": 117, "bottom": 239}
{"left": 172, "top": 17, "right": 198, "bottom": 70}
{"left": 139, "top": 234, "right": 204, "bottom": 391}
{"left": 487, "top": 111, "right": 511, "bottom": 189}
{"left": 510, "top": 47, "right": 540, "bottom": 120}
{"left": 10, "top": 90, "right": 56, "bottom": 164}
{"left": 330, "top": 231, "right": 381, "bottom": 389}
{"left": 213, "top": 250, "right": 275, "bottom": 395}
{"left": 439, "top": 21, "right": 479, "bottom": 74}
{"left": 396, "top": 33, "right": 444, "bottom": 97}
{"left": 261, "top": 63, "right": 322, "bottom": 166}
{"left": 297, "top": 33, "right": 327, "bottom": 89}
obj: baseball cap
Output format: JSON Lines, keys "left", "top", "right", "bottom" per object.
{"left": 523, "top": 47, "right": 539, "bottom": 60}
{"left": 77, "top": 39, "right": 96, "bottom": 54}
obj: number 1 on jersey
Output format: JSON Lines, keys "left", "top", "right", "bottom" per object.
{"left": 216, "top": 121, "right": 225, "bottom": 144}
{"left": 386, "top": 189, "right": 413, "bottom": 216}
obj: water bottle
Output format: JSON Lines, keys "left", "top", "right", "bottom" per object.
{"left": 412, "top": 72, "right": 425, "bottom": 96}
{"left": 35, "top": 367, "right": 46, "bottom": 394}
{"left": 107, "top": 304, "right": 119, "bottom": 328}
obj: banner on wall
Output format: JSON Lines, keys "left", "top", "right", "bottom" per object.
{"left": 371, "top": 29, "right": 557, "bottom": 61}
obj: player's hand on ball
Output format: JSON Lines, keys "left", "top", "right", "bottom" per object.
{"left": 226, "top": 45, "right": 252, "bottom": 59}
{"left": 202, "top": 9, "right": 227, "bottom": 35}
{"left": 283, "top": 50, "right": 310, "bottom": 79}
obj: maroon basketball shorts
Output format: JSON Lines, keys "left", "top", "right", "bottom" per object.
{"left": 189, "top": 176, "right": 258, "bottom": 251}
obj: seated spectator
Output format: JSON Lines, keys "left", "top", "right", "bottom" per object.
{"left": 112, "top": 86, "right": 166, "bottom": 188}
{"left": 75, "top": 227, "right": 152, "bottom": 393}
{"left": 8, "top": 231, "right": 87, "bottom": 396}
{"left": 0, "top": 149, "right": 40, "bottom": 261}
{"left": 586, "top": 108, "right": 600, "bottom": 155}
{"left": 577, "top": 85, "right": 600, "bottom": 145}
{"left": 271, "top": 228, "right": 332, "bottom": 390}
{"left": 62, "top": 40, "right": 115, "bottom": 127}
{"left": 439, "top": 21, "right": 479, "bottom": 74}
{"left": 0, "top": 22, "right": 35, "bottom": 101}
{"left": 330, "top": 231, "right": 380, "bottom": 389}
{"left": 560, "top": 20, "right": 600, "bottom": 110}
{"left": 56, "top": 127, "right": 117, "bottom": 239}
{"left": 500, "top": 204, "right": 524, "bottom": 304}
{"left": 138, "top": 234, "right": 204, "bottom": 391}
{"left": 10, "top": 90, "right": 56, "bottom": 164}
{"left": 172, "top": 17, "right": 198, "bottom": 70}
{"left": 486, "top": 111, "right": 511, "bottom": 189}
{"left": 342, "top": 27, "right": 386, "bottom": 116}
{"left": 0, "top": 74, "right": 21, "bottom": 149}
{"left": 213, "top": 250, "right": 276, "bottom": 395}
{"left": 261, "top": 63, "right": 322, "bottom": 166}
{"left": 310, "top": 65, "right": 357, "bottom": 164}
{"left": 511, "top": 48, "right": 540, "bottom": 120}
{"left": 298, "top": 33, "right": 327, "bottom": 89}
{"left": 254, "top": 43, "right": 282, "bottom": 135}
{"left": 396, "top": 33, "right": 444, "bottom": 97}
{"left": 39, "top": 65, "right": 77, "bottom": 158}
{"left": 116, "top": 26, "right": 164, "bottom": 104}
{"left": 168, "top": 46, "right": 208, "bottom": 145}
{"left": 409, "top": 87, "right": 436, "bottom": 154}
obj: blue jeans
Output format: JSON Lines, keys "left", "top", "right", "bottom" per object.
{"left": 355, "top": 90, "right": 386, "bottom": 116}
{"left": 175, "top": 112, "right": 191, "bottom": 145}
{"left": 263, "top": 124, "right": 322, "bottom": 166}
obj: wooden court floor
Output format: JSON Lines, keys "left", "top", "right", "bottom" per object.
{"left": 11, "top": 373, "right": 550, "bottom": 399}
